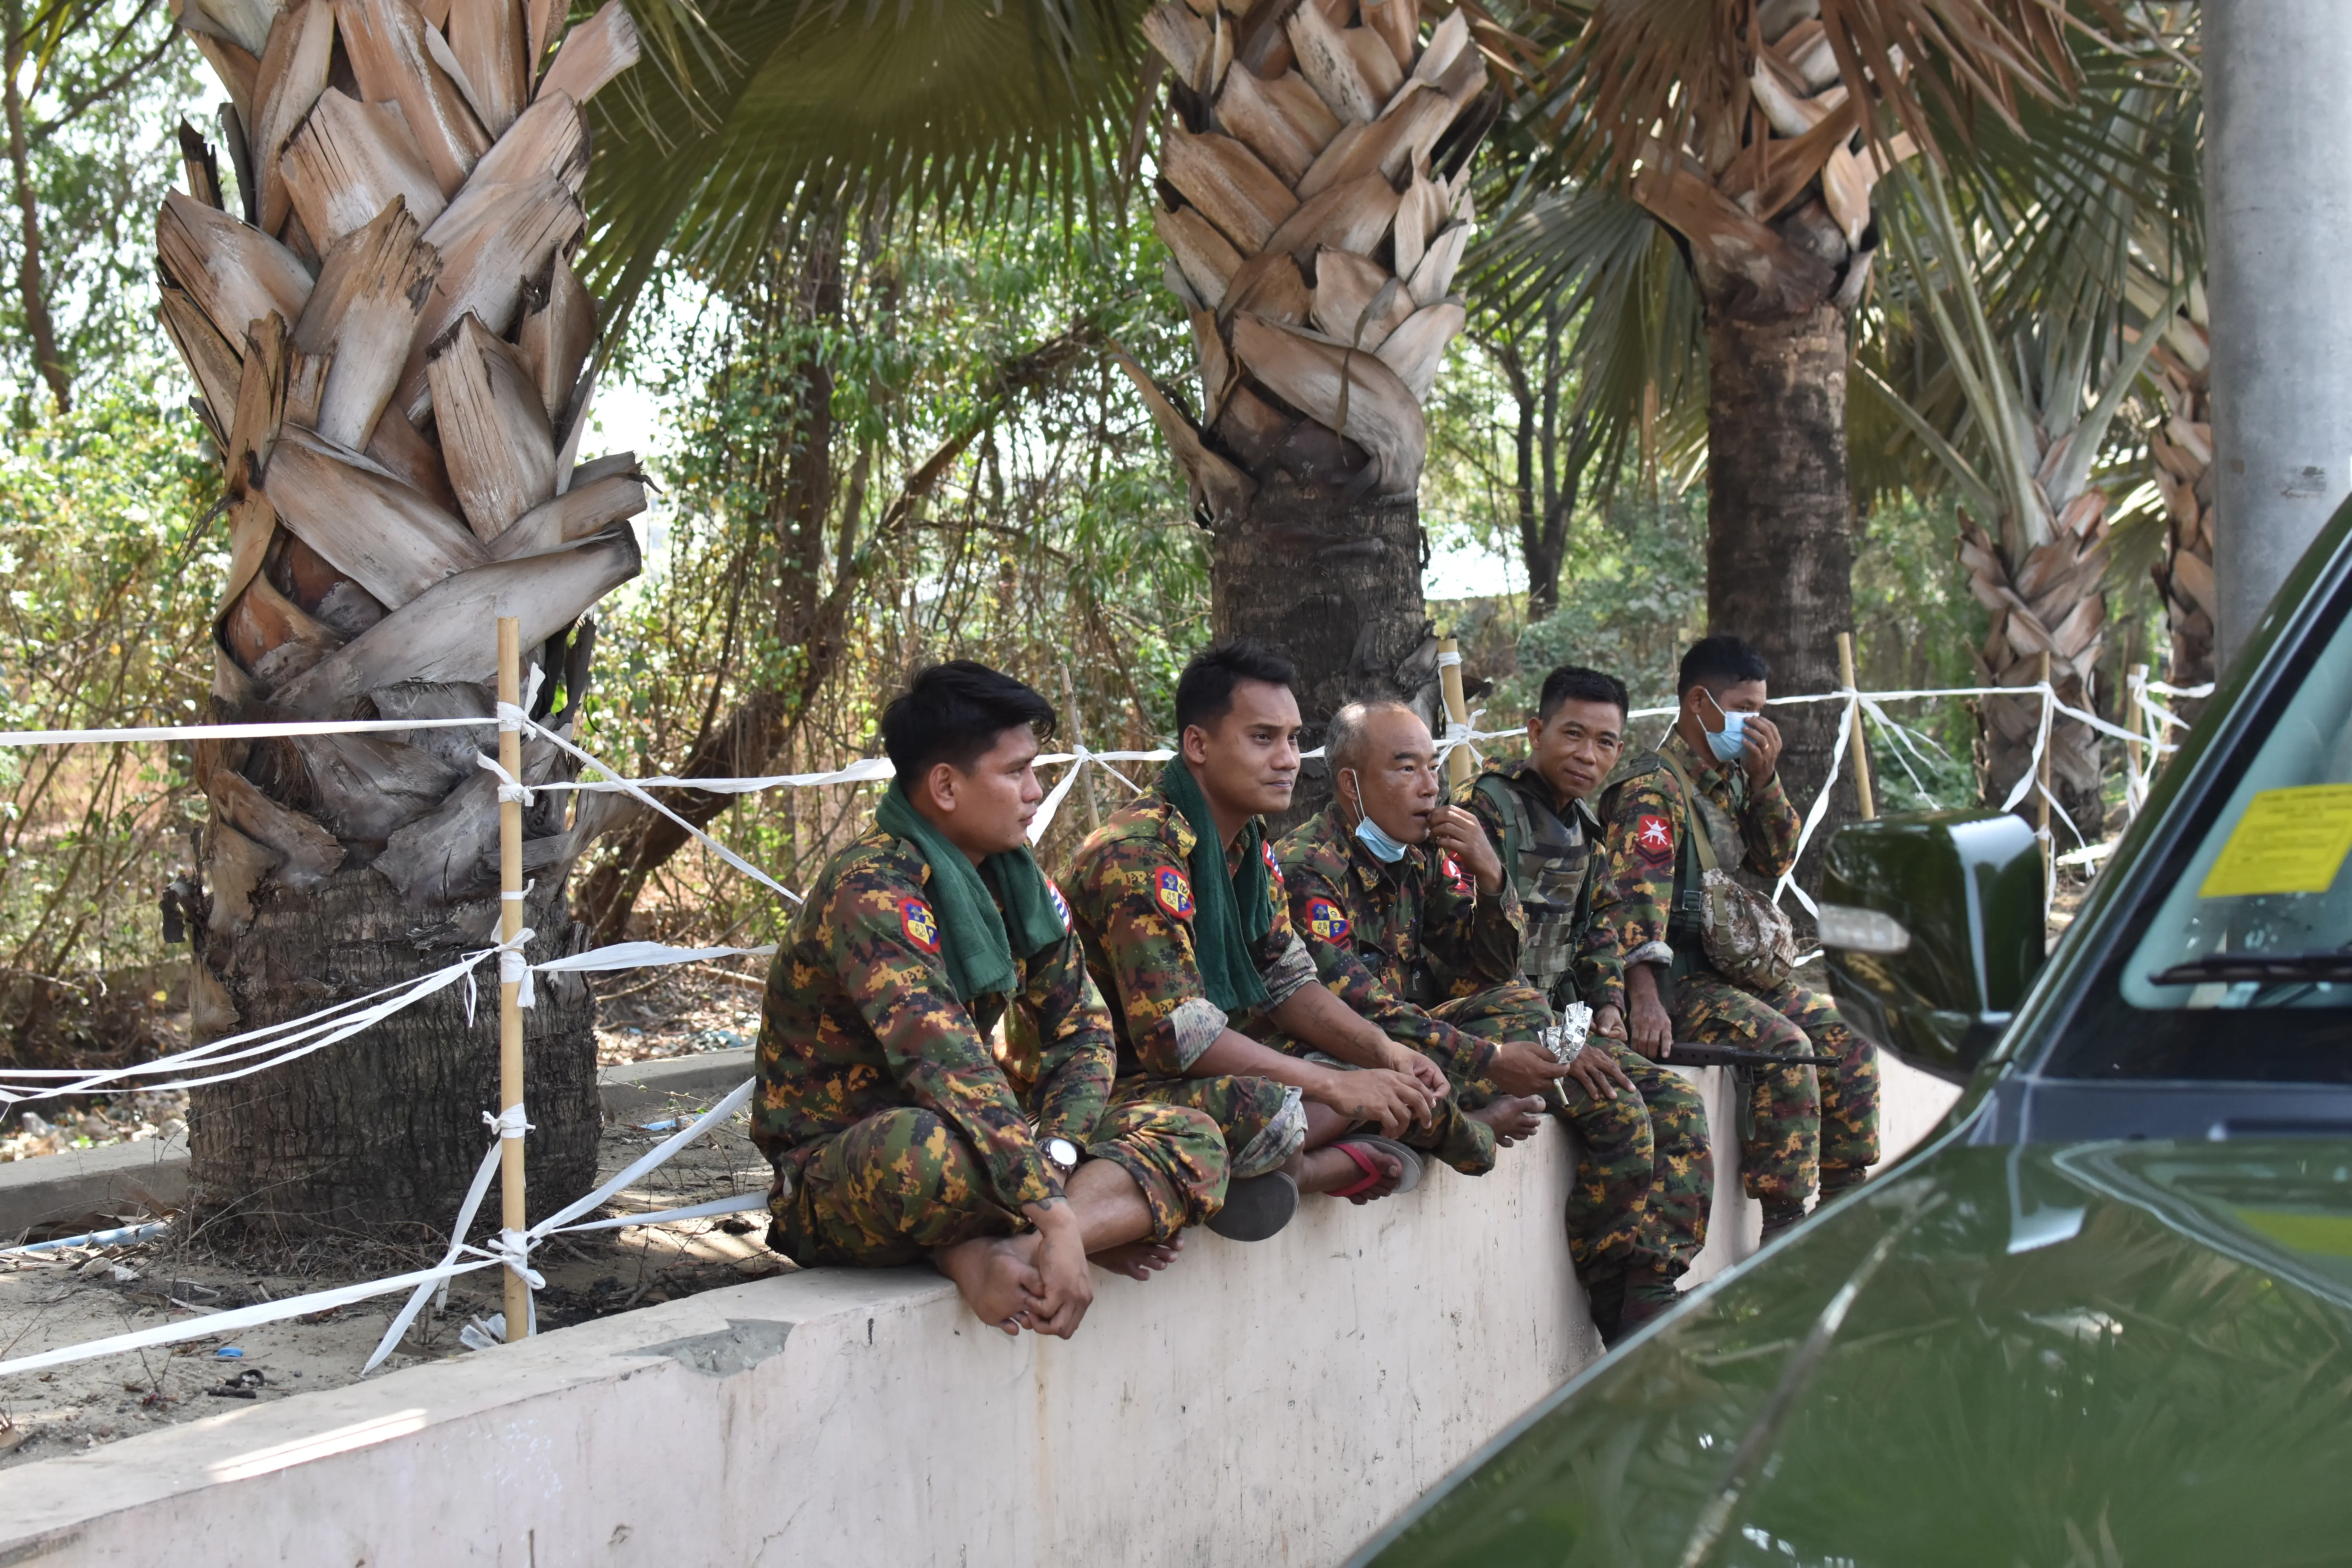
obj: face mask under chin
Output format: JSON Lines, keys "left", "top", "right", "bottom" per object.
{"left": 1343, "top": 770, "right": 1411, "bottom": 862}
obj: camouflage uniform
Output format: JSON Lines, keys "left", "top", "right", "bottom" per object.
{"left": 1463, "top": 759, "right": 1711, "bottom": 1281}
{"left": 1274, "top": 801, "right": 1548, "bottom": 1175}
{"left": 1061, "top": 777, "right": 1312, "bottom": 1180}
{"left": 1589, "top": 729, "right": 1881, "bottom": 1213}
{"left": 753, "top": 826, "right": 1227, "bottom": 1267}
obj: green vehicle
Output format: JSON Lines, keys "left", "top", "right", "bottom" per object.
{"left": 1354, "top": 502, "right": 2352, "bottom": 1568}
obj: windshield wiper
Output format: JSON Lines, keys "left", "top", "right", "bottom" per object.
{"left": 2150, "top": 949, "right": 2352, "bottom": 986}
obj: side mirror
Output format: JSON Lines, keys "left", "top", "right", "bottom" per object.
{"left": 1816, "top": 810, "right": 2045, "bottom": 1082}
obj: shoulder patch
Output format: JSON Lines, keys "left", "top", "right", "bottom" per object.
{"left": 900, "top": 898, "right": 941, "bottom": 953}
{"left": 1046, "top": 877, "right": 1071, "bottom": 931}
{"left": 1261, "top": 839, "right": 1283, "bottom": 881}
{"left": 1635, "top": 814, "right": 1675, "bottom": 864}
{"left": 1440, "top": 853, "right": 1473, "bottom": 894}
{"left": 1305, "top": 897, "right": 1350, "bottom": 942}
{"left": 1153, "top": 866, "right": 1195, "bottom": 920}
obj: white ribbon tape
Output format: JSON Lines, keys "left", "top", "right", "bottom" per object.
{"left": 483, "top": 1105, "right": 533, "bottom": 1140}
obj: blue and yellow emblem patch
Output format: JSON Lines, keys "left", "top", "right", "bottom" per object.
{"left": 1154, "top": 866, "right": 1195, "bottom": 920}
{"left": 1306, "top": 897, "right": 1350, "bottom": 942}
{"left": 900, "top": 898, "right": 940, "bottom": 953}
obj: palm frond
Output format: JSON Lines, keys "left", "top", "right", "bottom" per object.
{"left": 586, "top": 0, "right": 1151, "bottom": 328}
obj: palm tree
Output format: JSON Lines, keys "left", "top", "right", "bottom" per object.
{"left": 158, "top": 0, "right": 648, "bottom": 1236}
{"left": 1861, "top": 162, "right": 2181, "bottom": 842}
{"left": 1468, "top": 0, "right": 2096, "bottom": 843}
{"left": 2135, "top": 274, "right": 2214, "bottom": 693}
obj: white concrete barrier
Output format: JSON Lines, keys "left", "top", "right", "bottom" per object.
{"left": 0, "top": 1054, "right": 1960, "bottom": 1566}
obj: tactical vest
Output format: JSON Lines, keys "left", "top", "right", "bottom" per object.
{"left": 1604, "top": 747, "right": 1750, "bottom": 982}
{"left": 1475, "top": 771, "right": 1593, "bottom": 1007}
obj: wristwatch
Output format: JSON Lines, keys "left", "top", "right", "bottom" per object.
{"left": 1043, "top": 1136, "right": 1081, "bottom": 1176}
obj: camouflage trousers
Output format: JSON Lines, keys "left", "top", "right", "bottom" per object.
{"left": 1264, "top": 982, "right": 1552, "bottom": 1176}
{"left": 1110, "top": 1071, "right": 1305, "bottom": 1181}
{"left": 765, "top": 1098, "right": 1227, "bottom": 1267}
{"left": 1543, "top": 1037, "right": 1711, "bottom": 1283}
{"left": 1673, "top": 969, "right": 1882, "bottom": 1212}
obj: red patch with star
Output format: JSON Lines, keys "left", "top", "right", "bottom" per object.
{"left": 1440, "top": 853, "right": 1473, "bottom": 894}
{"left": 1047, "top": 877, "right": 1071, "bottom": 931}
{"left": 1635, "top": 815, "right": 1675, "bottom": 864}
{"left": 1305, "top": 897, "right": 1350, "bottom": 942}
{"left": 900, "top": 898, "right": 940, "bottom": 953}
{"left": 1153, "top": 866, "right": 1195, "bottom": 920}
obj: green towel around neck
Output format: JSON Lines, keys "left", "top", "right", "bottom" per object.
{"left": 874, "top": 779, "right": 1066, "bottom": 1002}
{"left": 1159, "top": 759, "right": 1272, "bottom": 1013}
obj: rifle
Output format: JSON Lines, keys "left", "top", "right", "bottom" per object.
{"left": 1657, "top": 1043, "right": 1837, "bottom": 1069}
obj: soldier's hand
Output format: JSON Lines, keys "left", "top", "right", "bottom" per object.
{"left": 1023, "top": 1203, "right": 1095, "bottom": 1339}
{"left": 1314, "top": 1065, "right": 1435, "bottom": 1136}
{"left": 1592, "top": 1004, "right": 1627, "bottom": 1041}
{"left": 1427, "top": 804, "right": 1504, "bottom": 895}
{"left": 1384, "top": 1044, "right": 1450, "bottom": 1098}
{"left": 1488, "top": 1038, "right": 1573, "bottom": 1098}
{"left": 1629, "top": 989, "right": 1673, "bottom": 1061}
{"left": 1564, "top": 1045, "right": 1636, "bottom": 1103}
{"left": 1741, "top": 713, "right": 1783, "bottom": 786}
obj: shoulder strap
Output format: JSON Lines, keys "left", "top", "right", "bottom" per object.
{"left": 1473, "top": 774, "right": 1529, "bottom": 885}
{"left": 1650, "top": 746, "right": 1721, "bottom": 876}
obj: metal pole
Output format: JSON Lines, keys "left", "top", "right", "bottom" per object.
{"left": 496, "top": 615, "right": 530, "bottom": 1340}
{"left": 2208, "top": 0, "right": 2352, "bottom": 669}
{"left": 1437, "top": 635, "right": 1475, "bottom": 790}
{"left": 1836, "top": 632, "right": 1874, "bottom": 820}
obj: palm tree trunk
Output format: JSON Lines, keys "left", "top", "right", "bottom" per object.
{"left": 1705, "top": 302, "right": 1858, "bottom": 875}
{"left": 1210, "top": 472, "right": 1426, "bottom": 728}
{"left": 160, "top": 0, "right": 650, "bottom": 1239}
{"left": 1131, "top": 0, "right": 1494, "bottom": 768}
{"left": 187, "top": 870, "right": 598, "bottom": 1236}
{"left": 2147, "top": 309, "right": 2216, "bottom": 699}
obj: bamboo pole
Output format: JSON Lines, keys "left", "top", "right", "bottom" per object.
{"left": 1437, "top": 636, "right": 1475, "bottom": 789}
{"left": 2036, "top": 648, "right": 2055, "bottom": 889}
{"left": 2123, "top": 662, "right": 2148, "bottom": 819}
{"left": 496, "top": 614, "right": 530, "bottom": 1340}
{"left": 1836, "top": 632, "right": 1875, "bottom": 820}
{"left": 1058, "top": 664, "right": 1100, "bottom": 833}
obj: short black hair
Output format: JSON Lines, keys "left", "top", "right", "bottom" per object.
{"left": 881, "top": 661, "right": 1056, "bottom": 779}
{"left": 1678, "top": 635, "right": 1769, "bottom": 697}
{"left": 1174, "top": 641, "right": 1298, "bottom": 735}
{"left": 1535, "top": 665, "right": 1630, "bottom": 723}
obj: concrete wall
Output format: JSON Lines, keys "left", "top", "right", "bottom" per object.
{"left": 0, "top": 1055, "right": 1958, "bottom": 1567}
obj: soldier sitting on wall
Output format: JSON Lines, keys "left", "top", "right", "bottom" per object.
{"left": 1461, "top": 665, "right": 1711, "bottom": 1344}
{"left": 1273, "top": 699, "right": 1564, "bottom": 1183}
{"left": 1590, "top": 635, "right": 1882, "bottom": 1246}
{"left": 750, "top": 661, "right": 1228, "bottom": 1340}
{"left": 1063, "top": 642, "right": 1447, "bottom": 1230}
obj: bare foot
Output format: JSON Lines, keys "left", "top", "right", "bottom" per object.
{"left": 1472, "top": 1094, "right": 1546, "bottom": 1147}
{"left": 1297, "top": 1143, "right": 1404, "bottom": 1203}
{"left": 1091, "top": 1234, "right": 1184, "bottom": 1280}
{"left": 934, "top": 1232, "right": 1044, "bottom": 1335}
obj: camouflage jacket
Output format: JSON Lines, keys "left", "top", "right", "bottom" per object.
{"left": 1062, "top": 774, "right": 1320, "bottom": 1079}
{"left": 1459, "top": 757, "right": 1614, "bottom": 1012}
{"left": 1276, "top": 800, "right": 1526, "bottom": 1080}
{"left": 1587, "top": 726, "right": 1800, "bottom": 1010}
{"left": 751, "top": 825, "right": 1113, "bottom": 1213}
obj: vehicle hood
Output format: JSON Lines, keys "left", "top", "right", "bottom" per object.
{"left": 1357, "top": 1134, "right": 2352, "bottom": 1568}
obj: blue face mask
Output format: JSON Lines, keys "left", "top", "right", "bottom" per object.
{"left": 1702, "top": 691, "right": 1749, "bottom": 764}
{"left": 1343, "top": 771, "right": 1410, "bottom": 862}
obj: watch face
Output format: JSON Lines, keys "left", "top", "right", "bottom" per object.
{"left": 1047, "top": 1137, "right": 1080, "bottom": 1171}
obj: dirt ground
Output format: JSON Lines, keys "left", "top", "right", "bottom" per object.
{"left": 0, "top": 968, "right": 784, "bottom": 1470}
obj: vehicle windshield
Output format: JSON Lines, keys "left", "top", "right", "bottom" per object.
{"left": 2048, "top": 583, "right": 2352, "bottom": 1078}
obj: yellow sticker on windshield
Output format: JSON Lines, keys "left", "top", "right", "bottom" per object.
{"left": 2199, "top": 784, "right": 2352, "bottom": 898}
